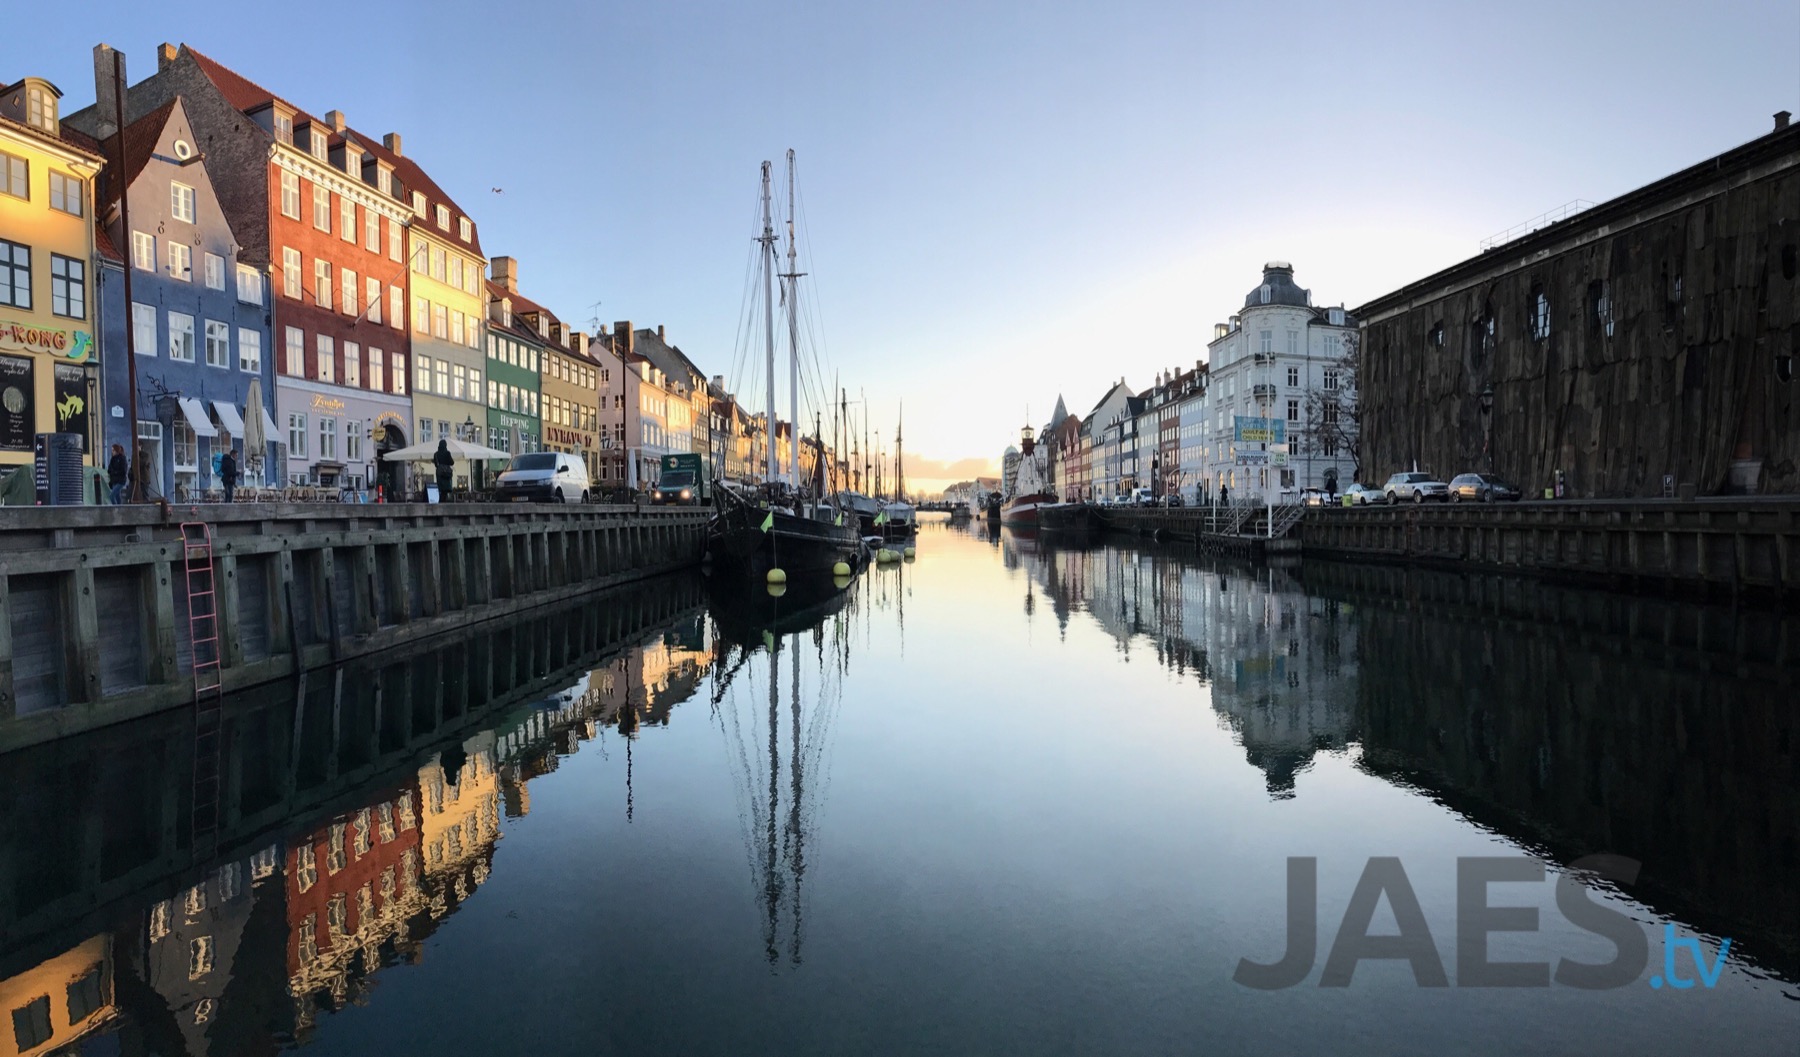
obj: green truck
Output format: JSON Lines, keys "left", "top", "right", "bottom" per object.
{"left": 652, "top": 453, "right": 708, "bottom": 505}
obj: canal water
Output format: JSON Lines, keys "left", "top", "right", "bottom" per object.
{"left": 1, "top": 521, "right": 1796, "bottom": 1056}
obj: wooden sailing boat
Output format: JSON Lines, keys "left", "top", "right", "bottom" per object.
{"left": 707, "top": 152, "right": 862, "bottom": 581}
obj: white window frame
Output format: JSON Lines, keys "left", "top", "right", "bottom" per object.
{"left": 204, "top": 319, "right": 230, "bottom": 368}
{"left": 415, "top": 354, "right": 431, "bottom": 393}
{"left": 170, "top": 182, "right": 196, "bottom": 223}
{"left": 168, "top": 242, "right": 192, "bottom": 282}
{"left": 366, "top": 276, "right": 382, "bottom": 324}
{"left": 341, "top": 268, "right": 357, "bottom": 316}
{"left": 315, "top": 260, "right": 332, "bottom": 310}
{"left": 313, "top": 185, "right": 331, "bottom": 232}
{"left": 133, "top": 302, "right": 158, "bottom": 356}
{"left": 204, "top": 252, "right": 225, "bottom": 290}
{"left": 364, "top": 209, "right": 379, "bottom": 252}
{"left": 316, "top": 334, "right": 335, "bottom": 383}
{"left": 168, "top": 312, "right": 196, "bottom": 362}
{"left": 285, "top": 326, "right": 304, "bottom": 375}
{"left": 392, "top": 352, "right": 407, "bottom": 394}
{"left": 236, "top": 264, "right": 263, "bottom": 305}
{"left": 340, "top": 197, "right": 356, "bottom": 244}
{"left": 289, "top": 412, "right": 308, "bottom": 457}
{"left": 344, "top": 341, "right": 361, "bottom": 388}
{"left": 280, "top": 172, "right": 300, "bottom": 218}
{"left": 239, "top": 328, "right": 262, "bottom": 373}
{"left": 132, "top": 231, "right": 154, "bottom": 271}
{"left": 389, "top": 287, "right": 403, "bottom": 330}
{"left": 436, "top": 204, "right": 450, "bottom": 230}
{"left": 388, "top": 218, "right": 402, "bottom": 261}
{"left": 369, "top": 347, "right": 384, "bottom": 393}
{"left": 282, "top": 248, "right": 301, "bottom": 298}
{"left": 49, "top": 170, "right": 83, "bottom": 216}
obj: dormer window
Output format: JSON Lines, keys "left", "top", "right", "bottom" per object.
{"left": 342, "top": 145, "right": 360, "bottom": 175}
{"left": 309, "top": 128, "right": 327, "bottom": 160}
{"left": 377, "top": 168, "right": 391, "bottom": 195}
{"left": 272, "top": 111, "right": 294, "bottom": 145}
{"left": 436, "top": 205, "right": 450, "bottom": 231}
{"left": 1327, "top": 307, "right": 1345, "bottom": 326}
{"left": 458, "top": 217, "right": 471, "bottom": 242}
{"left": 411, "top": 191, "right": 426, "bottom": 216}
{"left": 26, "top": 85, "right": 56, "bottom": 132}
{"left": 501, "top": 299, "right": 511, "bottom": 327}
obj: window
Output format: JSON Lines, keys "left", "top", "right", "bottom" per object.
{"left": 434, "top": 359, "right": 449, "bottom": 395}
{"left": 1286, "top": 398, "right": 1299, "bottom": 422}
{"left": 316, "top": 335, "right": 335, "bottom": 383}
{"left": 1259, "top": 329, "right": 1273, "bottom": 354}
{"left": 341, "top": 268, "right": 356, "bottom": 316}
{"left": 51, "top": 254, "right": 85, "bottom": 318}
{"left": 344, "top": 341, "right": 361, "bottom": 387}
{"left": 469, "top": 367, "right": 481, "bottom": 394}
{"left": 436, "top": 204, "right": 450, "bottom": 230}
{"left": 392, "top": 352, "right": 407, "bottom": 394}
{"left": 205, "top": 320, "right": 230, "bottom": 367}
{"left": 467, "top": 313, "right": 480, "bottom": 347}
{"left": 0, "top": 151, "right": 25, "bottom": 199}
{"left": 411, "top": 190, "right": 426, "bottom": 216}
{"left": 11, "top": 995, "right": 51, "bottom": 1050}
{"left": 452, "top": 363, "right": 466, "bottom": 400}
{"left": 132, "top": 230, "right": 154, "bottom": 271}
{"left": 1286, "top": 366, "right": 1299, "bottom": 387}
{"left": 346, "top": 419, "right": 362, "bottom": 461}
{"left": 134, "top": 303, "right": 158, "bottom": 355}
{"left": 451, "top": 311, "right": 464, "bottom": 345}
{"left": 430, "top": 246, "right": 446, "bottom": 282}
{"left": 414, "top": 296, "right": 428, "bottom": 333}
{"left": 1323, "top": 367, "right": 1340, "bottom": 391}
{"left": 288, "top": 412, "right": 308, "bottom": 457}
{"left": 280, "top": 172, "right": 300, "bottom": 217}
{"left": 168, "top": 242, "right": 192, "bottom": 281}
{"left": 319, "top": 416, "right": 337, "bottom": 460}
{"left": 239, "top": 328, "right": 261, "bottom": 373}
{"left": 315, "top": 260, "right": 331, "bottom": 309}
{"left": 173, "top": 420, "right": 198, "bottom": 487}
{"left": 433, "top": 304, "right": 447, "bottom": 339}
{"left": 411, "top": 242, "right": 427, "bottom": 274}
{"left": 1591, "top": 279, "right": 1614, "bottom": 338}
{"left": 370, "top": 347, "right": 384, "bottom": 392}
{"left": 274, "top": 112, "right": 294, "bottom": 144}
{"left": 365, "top": 209, "right": 379, "bottom": 252}
{"left": 200, "top": 251, "right": 224, "bottom": 290}
{"left": 366, "top": 277, "right": 381, "bottom": 324}
{"left": 1530, "top": 285, "right": 1551, "bottom": 340}
{"left": 285, "top": 326, "right": 304, "bottom": 374}
{"left": 313, "top": 185, "right": 331, "bottom": 232}
{"left": 49, "top": 170, "right": 83, "bottom": 215}
{"left": 168, "top": 312, "right": 196, "bottom": 362}
{"left": 282, "top": 247, "right": 301, "bottom": 297}
{"left": 25, "top": 85, "right": 55, "bottom": 130}
{"left": 237, "top": 264, "right": 262, "bottom": 305}
{"left": 450, "top": 256, "right": 463, "bottom": 290}
{"left": 420, "top": 418, "right": 433, "bottom": 443}
{"left": 171, "top": 182, "right": 196, "bottom": 223}
{"left": 1287, "top": 330, "right": 1298, "bottom": 354}
{"left": 340, "top": 197, "right": 356, "bottom": 243}
{"left": 309, "top": 128, "right": 328, "bottom": 160}
{"left": 415, "top": 354, "right": 432, "bottom": 392}
{"left": 459, "top": 216, "right": 472, "bottom": 241}
{"left": 66, "top": 967, "right": 105, "bottom": 1024}
{"left": 377, "top": 167, "right": 392, "bottom": 196}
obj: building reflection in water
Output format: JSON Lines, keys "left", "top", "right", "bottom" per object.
{"left": 0, "top": 577, "right": 713, "bottom": 1056}
{"left": 1008, "top": 531, "right": 1798, "bottom": 988}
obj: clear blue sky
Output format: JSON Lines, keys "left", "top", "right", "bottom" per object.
{"left": 14, "top": 0, "right": 1799, "bottom": 488}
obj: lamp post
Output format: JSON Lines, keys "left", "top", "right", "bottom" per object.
{"left": 1479, "top": 384, "right": 1495, "bottom": 472}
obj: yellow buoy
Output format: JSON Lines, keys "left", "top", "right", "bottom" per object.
{"left": 877, "top": 548, "right": 898, "bottom": 563}
{"left": 766, "top": 582, "right": 788, "bottom": 598}
{"left": 833, "top": 574, "right": 852, "bottom": 590}
{"left": 832, "top": 561, "right": 852, "bottom": 577}
{"left": 766, "top": 567, "right": 787, "bottom": 584}
{"left": 903, "top": 545, "right": 916, "bottom": 558}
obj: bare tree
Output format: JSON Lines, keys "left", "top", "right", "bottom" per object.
{"left": 1302, "top": 331, "right": 1361, "bottom": 483}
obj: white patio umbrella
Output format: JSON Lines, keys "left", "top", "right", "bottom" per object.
{"left": 380, "top": 437, "right": 512, "bottom": 462}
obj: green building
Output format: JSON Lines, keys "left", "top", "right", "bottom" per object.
{"left": 483, "top": 271, "right": 543, "bottom": 479}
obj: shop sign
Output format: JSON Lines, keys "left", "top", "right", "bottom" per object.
{"left": 0, "top": 320, "right": 94, "bottom": 362}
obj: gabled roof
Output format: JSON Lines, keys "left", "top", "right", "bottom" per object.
{"left": 344, "top": 124, "right": 483, "bottom": 257}
{"left": 186, "top": 46, "right": 322, "bottom": 130}
{"left": 92, "top": 97, "right": 180, "bottom": 213}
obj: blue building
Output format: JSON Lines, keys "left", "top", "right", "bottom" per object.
{"left": 95, "top": 97, "right": 277, "bottom": 498}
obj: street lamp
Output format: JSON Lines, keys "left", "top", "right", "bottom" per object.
{"left": 1478, "top": 384, "right": 1495, "bottom": 472}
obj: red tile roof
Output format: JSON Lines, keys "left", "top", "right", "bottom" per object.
{"left": 184, "top": 47, "right": 323, "bottom": 129}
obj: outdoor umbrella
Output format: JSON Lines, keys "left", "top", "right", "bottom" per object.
{"left": 243, "top": 378, "right": 266, "bottom": 466}
{"left": 380, "top": 437, "right": 512, "bottom": 462}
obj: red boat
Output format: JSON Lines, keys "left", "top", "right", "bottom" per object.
{"left": 1002, "top": 492, "right": 1054, "bottom": 526}
{"left": 1001, "top": 423, "right": 1053, "bottom": 526}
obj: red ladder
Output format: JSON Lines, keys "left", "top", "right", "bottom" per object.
{"left": 181, "top": 522, "right": 224, "bottom": 857}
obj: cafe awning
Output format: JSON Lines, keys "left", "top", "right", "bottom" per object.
{"left": 211, "top": 400, "right": 245, "bottom": 438}
{"left": 177, "top": 397, "right": 219, "bottom": 438}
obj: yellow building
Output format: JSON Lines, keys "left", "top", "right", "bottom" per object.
{"left": 537, "top": 320, "right": 601, "bottom": 483}
{"left": 417, "top": 735, "right": 501, "bottom": 916}
{"left": 0, "top": 934, "right": 115, "bottom": 1056}
{"left": 0, "top": 78, "right": 106, "bottom": 469}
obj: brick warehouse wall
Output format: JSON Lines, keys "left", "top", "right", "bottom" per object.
{"left": 1356, "top": 120, "right": 1800, "bottom": 498}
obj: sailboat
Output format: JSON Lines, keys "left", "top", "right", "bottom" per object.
{"left": 707, "top": 153, "right": 863, "bottom": 581}
{"left": 879, "top": 407, "right": 916, "bottom": 540}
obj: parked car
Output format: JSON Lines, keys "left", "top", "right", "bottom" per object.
{"left": 1300, "top": 488, "right": 1330, "bottom": 507}
{"left": 651, "top": 469, "right": 701, "bottom": 505}
{"left": 1383, "top": 471, "right": 1449, "bottom": 503}
{"left": 1341, "top": 483, "right": 1382, "bottom": 505}
{"left": 1165, "top": 494, "right": 1185, "bottom": 508}
{"left": 1448, "top": 472, "right": 1523, "bottom": 502}
{"left": 495, "top": 452, "right": 591, "bottom": 503}
{"left": 1130, "top": 487, "right": 1155, "bottom": 506}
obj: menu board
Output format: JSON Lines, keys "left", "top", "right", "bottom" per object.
{"left": 0, "top": 354, "right": 34, "bottom": 452}
{"left": 53, "top": 363, "right": 89, "bottom": 450}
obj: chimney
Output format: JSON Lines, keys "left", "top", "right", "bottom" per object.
{"left": 614, "top": 321, "right": 634, "bottom": 357}
{"left": 657, "top": 324, "right": 665, "bottom": 342}
{"left": 1778, "top": 111, "right": 1793, "bottom": 130}
{"left": 157, "top": 43, "right": 178, "bottom": 73}
{"left": 490, "top": 256, "right": 518, "bottom": 293}
{"left": 92, "top": 45, "right": 122, "bottom": 141}
{"left": 326, "top": 109, "right": 346, "bottom": 132}
{"left": 383, "top": 132, "right": 403, "bottom": 156}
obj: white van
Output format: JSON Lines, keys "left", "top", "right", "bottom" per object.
{"left": 495, "top": 452, "right": 590, "bottom": 503}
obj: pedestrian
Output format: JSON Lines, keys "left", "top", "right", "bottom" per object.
{"left": 219, "top": 447, "right": 238, "bottom": 503}
{"left": 132, "top": 447, "right": 153, "bottom": 501}
{"left": 433, "top": 438, "right": 455, "bottom": 499}
{"left": 107, "top": 444, "right": 128, "bottom": 505}
{"left": 1219, "top": 484, "right": 1230, "bottom": 507}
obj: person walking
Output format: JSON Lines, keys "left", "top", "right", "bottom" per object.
{"left": 1219, "top": 483, "right": 1229, "bottom": 507}
{"left": 433, "top": 438, "right": 455, "bottom": 499}
{"left": 107, "top": 444, "right": 128, "bottom": 504}
{"left": 219, "top": 447, "right": 238, "bottom": 503}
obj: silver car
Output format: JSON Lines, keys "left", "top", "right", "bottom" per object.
{"left": 1383, "top": 471, "right": 1449, "bottom": 503}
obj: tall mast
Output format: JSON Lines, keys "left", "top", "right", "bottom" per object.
{"left": 759, "top": 161, "right": 777, "bottom": 485}
{"left": 895, "top": 405, "right": 904, "bottom": 501}
{"left": 782, "top": 149, "right": 804, "bottom": 489}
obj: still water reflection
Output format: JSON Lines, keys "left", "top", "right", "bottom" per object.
{"left": 1, "top": 523, "right": 1795, "bottom": 1055}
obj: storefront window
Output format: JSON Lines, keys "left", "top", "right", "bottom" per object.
{"left": 173, "top": 420, "right": 200, "bottom": 497}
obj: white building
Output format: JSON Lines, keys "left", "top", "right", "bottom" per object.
{"left": 1203, "top": 263, "right": 1357, "bottom": 501}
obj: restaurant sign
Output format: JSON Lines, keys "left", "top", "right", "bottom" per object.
{"left": 0, "top": 320, "right": 94, "bottom": 363}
